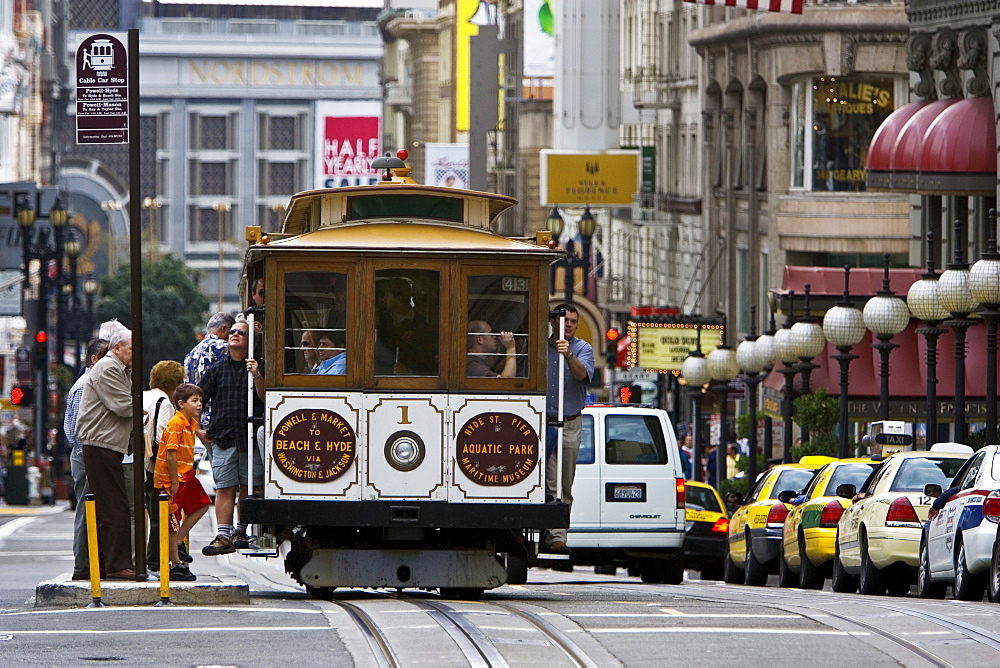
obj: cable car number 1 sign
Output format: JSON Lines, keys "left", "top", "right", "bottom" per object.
{"left": 76, "top": 34, "right": 128, "bottom": 144}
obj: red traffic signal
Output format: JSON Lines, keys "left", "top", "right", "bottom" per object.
{"left": 35, "top": 331, "right": 47, "bottom": 343}
{"left": 617, "top": 383, "right": 643, "bottom": 404}
{"left": 605, "top": 328, "right": 620, "bottom": 342}
{"left": 11, "top": 385, "right": 34, "bottom": 406}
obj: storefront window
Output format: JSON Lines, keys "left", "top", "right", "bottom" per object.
{"left": 790, "top": 76, "right": 895, "bottom": 191}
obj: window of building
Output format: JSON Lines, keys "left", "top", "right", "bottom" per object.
{"left": 258, "top": 114, "right": 305, "bottom": 151}
{"left": 189, "top": 112, "right": 239, "bottom": 151}
{"left": 187, "top": 204, "right": 236, "bottom": 244}
{"left": 790, "top": 76, "right": 895, "bottom": 191}
{"left": 258, "top": 160, "right": 304, "bottom": 197}
{"left": 188, "top": 160, "right": 237, "bottom": 196}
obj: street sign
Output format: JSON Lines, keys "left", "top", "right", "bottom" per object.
{"left": 0, "top": 269, "right": 21, "bottom": 315}
{"left": 76, "top": 33, "right": 129, "bottom": 144}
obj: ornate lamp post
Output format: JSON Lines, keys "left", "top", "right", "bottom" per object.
{"left": 737, "top": 305, "right": 768, "bottom": 490}
{"left": 546, "top": 205, "right": 596, "bottom": 304}
{"left": 790, "top": 284, "right": 827, "bottom": 443}
{"left": 61, "top": 231, "right": 82, "bottom": 369}
{"left": 142, "top": 197, "right": 163, "bottom": 260}
{"left": 970, "top": 208, "right": 1000, "bottom": 445}
{"left": 212, "top": 202, "right": 231, "bottom": 312}
{"left": 907, "top": 233, "right": 949, "bottom": 448}
{"left": 773, "top": 292, "right": 800, "bottom": 463}
{"left": 754, "top": 308, "right": 778, "bottom": 460}
{"left": 823, "top": 266, "right": 867, "bottom": 457}
{"left": 937, "top": 220, "right": 977, "bottom": 441}
{"left": 863, "top": 253, "right": 911, "bottom": 422}
{"left": 681, "top": 326, "right": 711, "bottom": 481}
{"left": 708, "top": 323, "right": 739, "bottom": 491}
{"left": 83, "top": 273, "right": 99, "bottom": 345}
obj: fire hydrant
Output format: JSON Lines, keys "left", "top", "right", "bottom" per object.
{"left": 27, "top": 465, "right": 41, "bottom": 505}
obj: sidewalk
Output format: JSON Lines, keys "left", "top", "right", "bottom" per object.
{"left": 0, "top": 499, "right": 71, "bottom": 516}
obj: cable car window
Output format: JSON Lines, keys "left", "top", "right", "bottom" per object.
{"left": 375, "top": 269, "right": 439, "bottom": 376}
{"left": 348, "top": 194, "right": 463, "bottom": 223}
{"left": 465, "top": 275, "right": 529, "bottom": 378}
{"left": 283, "top": 271, "right": 347, "bottom": 376}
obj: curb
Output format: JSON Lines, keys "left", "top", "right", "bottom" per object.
{"left": 34, "top": 574, "right": 251, "bottom": 607}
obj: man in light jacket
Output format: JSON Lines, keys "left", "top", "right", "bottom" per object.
{"left": 77, "top": 329, "right": 136, "bottom": 580}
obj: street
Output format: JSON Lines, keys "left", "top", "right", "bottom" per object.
{"left": 4, "top": 503, "right": 1000, "bottom": 666}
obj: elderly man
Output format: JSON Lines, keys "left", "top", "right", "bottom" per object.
{"left": 466, "top": 320, "right": 516, "bottom": 378}
{"left": 184, "top": 312, "right": 235, "bottom": 386}
{"left": 77, "top": 329, "right": 136, "bottom": 580}
{"left": 65, "top": 338, "right": 110, "bottom": 580}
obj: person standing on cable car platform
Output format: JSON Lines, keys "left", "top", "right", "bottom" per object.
{"left": 545, "top": 303, "right": 594, "bottom": 554}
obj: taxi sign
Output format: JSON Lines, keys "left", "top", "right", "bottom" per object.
{"left": 874, "top": 433, "right": 913, "bottom": 446}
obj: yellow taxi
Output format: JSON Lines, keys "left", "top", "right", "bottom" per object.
{"left": 724, "top": 456, "right": 836, "bottom": 586}
{"left": 684, "top": 481, "right": 730, "bottom": 580}
{"left": 834, "top": 443, "right": 973, "bottom": 596}
{"left": 778, "top": 458, "right": 879, "bottom": 589}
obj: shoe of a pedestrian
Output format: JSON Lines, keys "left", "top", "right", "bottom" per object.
{"left": 202, "top": 534, "right": 235, "bottom": 556}
{"left": 546, "top": 540, "right": 570, "bottom": 554}
{"left": 232, "top": 531, "right": 255, "bottom": 549}
{"left": 71, "top": 571, "right": 91, "bottom": 581}
{"left": 178, "top": 546, "right": 194, "bottom": 563}
{"left": 169, "top": 564, "right": 197, "bottom": 582}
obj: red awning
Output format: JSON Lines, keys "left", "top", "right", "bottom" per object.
{"left": 866, "top": 96, "right": 995, "bottom": 195}
{"left": 776, "top": 265, "right": 925, "bottom": 299}
{"left": 916, "top": 96, "right": 997, "bottom": 194}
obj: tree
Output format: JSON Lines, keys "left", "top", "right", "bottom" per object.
{"left": 95, "top": 254, "right": 212, "bottom": 383}
{"left": 791, "top": 388, "right": 839, "bottom": 460}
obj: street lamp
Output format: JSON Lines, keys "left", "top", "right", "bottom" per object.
{"left": 547, "top": 205, "right": 596, "bottom": 304}
{"left": 823, "top": 266, "right": 866, "bottom": 458}
{"left": 142, "top": 197, "right": 163, "bottom": 260}
{"left": 736, "top": 305, "right": 768, "bottom": 490}
{"left": 708, "top": 323, "right": 739, "bottom": 491}
{"left": 937, "top": 219, "right": 977, "bottom": 441}
{"left": 907, "top": 233, "right": 949, "bottom": 449}
{"left": 681, "top": 325, "right": 711, "bottom": 481}
{"left": 790, "top": 283, "right": 827, "bottom": 443}
{"left": 773, "top": 292, "right": 800, "bottom": 463}
{"left": 863, "top": 253, "right": 910, "bottom": 422}
{"left": 212, "top": 202, "right": 232, "bottom": 312}
{"left": 61, "top": 229, "right": 83, "bottom": 370}
{"left": 969, "top": 208, "right": 1000, "bottom": 445}
{"left": 754, "top": 308, "right": 778, "bottom": 460}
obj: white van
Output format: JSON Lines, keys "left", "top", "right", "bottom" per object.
{"left": 508, "top": 404, "right": 687, "bottom": 584}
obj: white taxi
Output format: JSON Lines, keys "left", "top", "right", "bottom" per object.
{"left": 834, "top": 443, "right": 973, "bottom": 596}
{"left": 919, "top": 444, "right": 1000, "bottom": 600}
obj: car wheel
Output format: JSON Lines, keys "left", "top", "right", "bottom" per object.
{"left": 988, "top": 538, "right": 1000, "bottom": 604}
{"left": 723, "top": 553, "right": 743, "bottom": 584}
{"left": 439, "top": 588, "right": 483, "bottom": 601}
{"left": 594, "top": 563, "right": 617, "bottom": 576}
{"left": 506, "top": 554, "right": 528, "bottom": 585}
{"left": 663, "top": 555, "right": 685, "bottom": 585}
{"left": 953, "top": 539, "right": 985, "bottom": 601}
{"left": 917, "top": 540, "right": 946, "bottom": 599}
{"left": 884, "top": 564, "right": 912, "bottom": 597}
{"left": 799, "top": 537, "right": 824, "bottom": 590}
{"left": 701, "top": 565, "right": 724, "bottom": 581}
{"left": 777, "top": 550, "right": 797, "bottom": 588}
{"left": 744, "top": 536, "right": 768, "bottom": 587}
{"left": 858, "top": 533, "right": 886, "bottom": 596}
{"left": 831, "top": 546, "right": 859, "bottom": 594}
{"left": 639, "top": 557, "right": 664, "bottom": 584}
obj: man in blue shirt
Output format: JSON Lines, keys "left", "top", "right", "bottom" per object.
{"left": 545, "top": 304, "right": 594, "bottom": 553}
{"left": 315, "top": 331, "right": 346, "bottom": 375}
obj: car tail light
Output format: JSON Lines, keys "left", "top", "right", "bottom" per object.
{"left": 675, "top": 478, "right": 686, "bottom": 510}
{"left": 885, "top": 496, "right": 920, "bottom": 526}
{"left": 984, "top": 490, "right": 1000, "bottom": 523}
{"left": 711, "top": 517, "right": 730, "bottom": 533}
{"left": 819, "top": 500, "right": 845, "bottom": 527}
{"left": 766, "top": 502, "right": 789, "bottom": 527}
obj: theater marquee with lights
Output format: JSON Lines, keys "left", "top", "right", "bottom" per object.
{"left": 626, "top": 316, "right": 726, "bottom": 373}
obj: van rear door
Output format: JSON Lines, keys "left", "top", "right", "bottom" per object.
{"left": 599, "top": 411, "right": 679, "bottom": 529}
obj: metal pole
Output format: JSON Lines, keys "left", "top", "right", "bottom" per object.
{"left": 563, "top": 241, "right": 575, "bottom": 305}
{"left": 874, "top": 335, "right": 897, "bottom": 422}
{"left": 745, "top": 374, "right": 758, "bottom": 493}
{"left": 780, "top": 363, "right": 795, "bottom": 463}
{"left": 985, "top": 313, "right": 998, "bottom": 445}
{"left": 916, "top": 324, "right": 944, "bottom": 448}
{"left": 716, "top": 384, "right": 727, "bottom": 491}
{"left": 833, "top": 347, "right": 857, "bottom": 458}
{"left": 128, "top": 28, "right": 146, "bottom": 579}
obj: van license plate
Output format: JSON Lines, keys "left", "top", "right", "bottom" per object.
{"left": 607, "top": 483, "right": 646, "bottom": 502}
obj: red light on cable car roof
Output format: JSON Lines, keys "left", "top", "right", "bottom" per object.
{"left": 396, "top": 149, "right": 409, "bottom": 161}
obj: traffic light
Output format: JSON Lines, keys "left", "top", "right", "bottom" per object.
{"left": 605, "top": 328, "right": 620, "bottom": 367}
{"left": 34, "top": 331, "right": 47, "bottom": 366}
{"left": 11, "top": 384, "right": 34, "bottom": 406}
{"left": 617, "top": 383, "right": 643, "bottom": 404}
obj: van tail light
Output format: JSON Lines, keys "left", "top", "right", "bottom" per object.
{"left": 675, "top": 478, "right": 686, "bottom": 510}
{"left": 711, "top": 517, "right": 730, "bottom": 533}
{"left": 885, "top": 496, "right": 921, "bottom": 526}
{"left": 819, "top": 501, "right": 845, "bottom": 528}
{"left": 765, "top": 503, "right": 789, "bottom": 527}
{"left": 984, "top": 491, "right": 1000, "bottom": 523}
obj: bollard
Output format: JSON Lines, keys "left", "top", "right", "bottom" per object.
{"left": 83, "top": 494, "right": 105, "bottom": 608}
{"left": 154, "top": 492, "right": 173, "bottom": 606}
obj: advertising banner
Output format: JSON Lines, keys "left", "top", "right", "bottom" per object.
{"left": 314, "top": 101, "right": 381, "bottom": 189}
{"left": 424, "top": 143, "right": 470, "bottom": 189}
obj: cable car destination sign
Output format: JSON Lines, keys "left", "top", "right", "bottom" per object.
{"left": 627, "top": 318, "right": 725, "bottom": 372}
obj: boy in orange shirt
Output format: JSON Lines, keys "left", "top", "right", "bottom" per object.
{"left": 153, "top": 383, "right": 211, "bottom": 581}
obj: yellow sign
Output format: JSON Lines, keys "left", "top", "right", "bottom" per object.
{"left": 0, "top": 399, "right": 13, "bottom": 410}
{"left": 540, "top": 150, "right": 639, "bottom": 206}
{"left": 633, "top": 324, "right": 724, "bottom": 372}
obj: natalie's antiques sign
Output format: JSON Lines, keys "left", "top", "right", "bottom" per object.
{"left": 273, "top": 408, "right": 356, "bottom": 482}
{"left": 455, "top": 412, "right": 539, "bottom": 486}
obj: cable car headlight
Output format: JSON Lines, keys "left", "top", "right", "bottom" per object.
{"left": 385, "top": 431, "right": 425, "bottom": 472}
